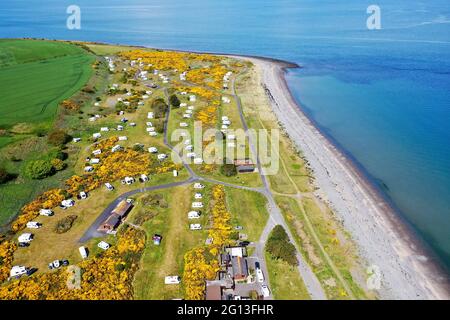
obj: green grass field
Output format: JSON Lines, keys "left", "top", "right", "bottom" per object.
{"left": 0, "top": 39, "right": 94, "bottom": 128}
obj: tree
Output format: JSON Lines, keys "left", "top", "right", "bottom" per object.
{"left": 151, "top": 98, "right": 168, "bottom": 119}
{"left": 265, "top": 225, "right": 298, "bottom": 266}
{"left": 169, "top": 94, "right": 181, "bottom": 107}
{"left": 47, "top": 129, "right": 71, "bottom": 147}
{"left": 23, "top": 160, "right": 54, "bottom": 179}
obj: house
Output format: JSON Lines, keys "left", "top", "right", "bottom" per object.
{"left": 220, "top": 253, "right": 231, "bottom": 267}
{"left": 205, "top": 283, "right": 223, "bottom": 301}
{"left": 98, "top": 200, "right": 133, "bottom": 233}
{"left": 234, "top": 159, "right": 256, "bottom": 173}
{"left": 97, "top": 214, "right": 120, "bottom": 233}
{"left": 230, "top": 256, "right": 248, "bottom": 281}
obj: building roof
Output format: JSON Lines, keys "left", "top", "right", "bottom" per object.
{"left": 205, "top": 284, "right": 223, "bottom": 301}
{"left": 231, "top": 256, "right": 248, "bottom": 280}
{"left": 98, "top": 214, "right": 121, "bottom": 231}
{"left": 234, "top": 159, "right": 254, "bottom": 166}
{"left": 111, "top": 200, "right": 133, "bottom": 217}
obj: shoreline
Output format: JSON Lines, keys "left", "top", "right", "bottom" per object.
{"left": 233, "top": 55, "right": 450, "bottom": 299}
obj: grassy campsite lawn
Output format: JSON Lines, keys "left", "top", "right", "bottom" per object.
{"left": 225, "top": 187, "right": 269, "bottom": 242}
{"left": 132, "top": 185, "right": 209, "bottom": 300}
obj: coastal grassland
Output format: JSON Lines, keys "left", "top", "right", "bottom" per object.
{"left": 84, "top": 43, "right": 144, "bottom": 56}
{"left": 132, "top": 184, "right": 211, "bottom": 300}
{"left": 10, "top": 170, "right": 183, "bottom": 272}
{"left": 276, "top": 195, "right": 369, "bottom": 299}
{"left": 0, "top": 40, "right": 95, "bottom": 128}
{"left": 235, "top": 62, "right": 370, "bottom": 299}
{"left": 224, "top": 187, "right": 269, "bottom": 241}
{"left": 265, "top": 253, "right": 310, "bottom": 300}
{"left": 234, "top": 65, "right": 312, "bottom": 194}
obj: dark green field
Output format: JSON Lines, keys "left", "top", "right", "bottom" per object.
{"left": 0, "top": 39, "right": 94, "bottom": 128}
{"left": 0, "top": 39, "right": 95, "bottom": 226}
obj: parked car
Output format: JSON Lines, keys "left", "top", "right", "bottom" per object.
{"left": 256, "top": 268, "right": 265, "bottom": 283}
{"left": 62, "top": 259, "right": 69, "bottom": 266}
{"left": 261, "top": 285, "right": 270, "bottom": 298}
{"left": 193, "top": 183, "right": 204, "bottom": 189}
{"left": 48, "top": 260, "right": 61, "bottom": 270}
{"left": 190, "top": 224, "right": 202, "bottom": 231}
{"left": 105, "top": 183, "right": 114, "bottom": 191}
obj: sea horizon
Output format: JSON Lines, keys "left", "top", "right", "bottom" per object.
{"left": 1, "top": 0, "right": 449, "bottom": 274}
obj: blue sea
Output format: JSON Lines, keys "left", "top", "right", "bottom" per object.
{"left": 1, "top": 0, "right": 449, "bottom": 270}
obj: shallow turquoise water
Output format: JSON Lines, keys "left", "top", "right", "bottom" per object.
{"left": 1, "top": 0, "right": 449, "bottom": 270}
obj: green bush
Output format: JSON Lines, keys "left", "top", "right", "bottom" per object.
{"left": 265, "top": 225, "right": 298, "bottom": 266}
{"left": 169, "top": 94, "right": 181, "bottom": 107}
{"left": 0, "top": 167, "right": 13, "bottom": 184}
{"left": 51, "top": 158, "right": 66, "bottom": 171}
{"left": 151, "top": 98, "right": 168, "bottom": 119}
{"left": 221, "top": 163, "right": 237, "bottom": 177}
{"left": 23, "top": 160, "right": 54, "bottom": 179}
{"left": 47, "top": 129, "right": 71, "bottom": 147}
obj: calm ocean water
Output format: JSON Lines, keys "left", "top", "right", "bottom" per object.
{"left": 1, "top": 0, "right": 449, "bottom": 270}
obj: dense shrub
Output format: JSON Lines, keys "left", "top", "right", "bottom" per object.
{"left": 169, "top": 94, "right": 181, "bottom": 107}
{"left": 0, "top": 168, "right": 13, "bottom": 184}
{"left": 151, "top": 98, "right": 168, "bottom": 119}
{"left": 51, "top": 158, "right": 66, "bottom": 171}
{"left": 47, "top": 129, "right": 71, "bottom": 147}
{"left": 23, "top": 160, "right": 54, "bottom": 179}
{"left": 220, "top": 163, "right": 237, "bottom": 177}
{"left": 54, "top": 215, "right": 78, "bottom": 234}
{"left": 265, "top": 225, "right": 298, "bottom": 266}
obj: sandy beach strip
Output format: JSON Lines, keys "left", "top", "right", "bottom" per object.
{"left": 230, "top": 55, "right": 449, "bottom": 300}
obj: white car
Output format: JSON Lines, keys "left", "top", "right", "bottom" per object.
{"left": 61, "top": 199, "right": 75, "bottom": 208}
{"left": 186, "top": 152, "right": 196, "bottom": 158}
{"left": 18, "top": 233, "right": 33, "bottom": 243}
{"left": 256, "top": 268, "right": 265, "bottom": 283}
{"left": 39, "top": 209, "right": 54, "bottom": 216}
{"left": 98, "top": 241, "right": 110, "bottom": 250}
{"left": 190, "top": 224, "right": 202, "bottom": 230}
{"left": 79, "top": 192, "right": 88, "bottom": 200}
{"left": 148, "top": 147, "right": 158, "bottom": 153}
{"left": 179, "top": 122, "right": 188, "bottom": 127}
{"left": 118, "top": 136, "right": 128, "bottom": 141}
{"left": 105, "top": 183, "right": 114, "bottom": 191}
{"left": 149, "top": 132, "right": 158, "bottom": 136}
{"left": 261, "top": 285, "right": 270, "bottom": 298}
{"left": 185, "top": 145, "right": 193, "bottom": 151}
{"left": 194, "top": 193, "right": 202, "bottom": 199}
{"left": 193, "top": 183, "right": 204, "bottom": 189}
